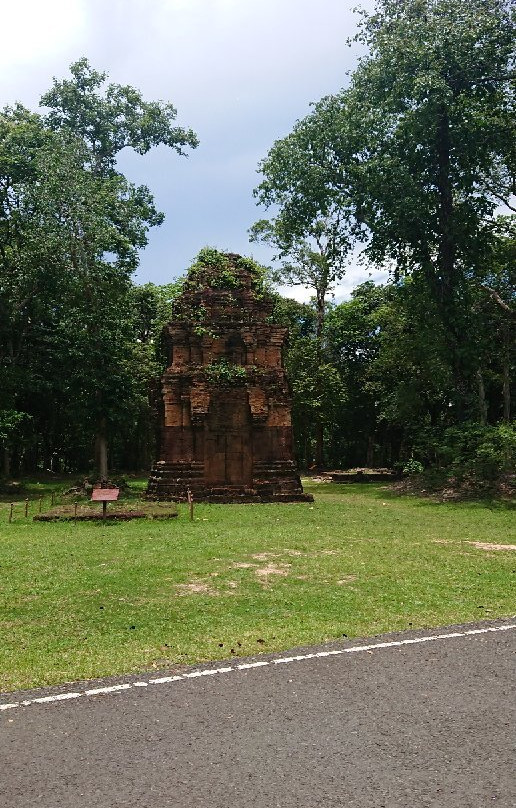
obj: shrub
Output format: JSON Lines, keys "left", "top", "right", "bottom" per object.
{"left": 204, "top": 358, "right": 247, "bottom": 387}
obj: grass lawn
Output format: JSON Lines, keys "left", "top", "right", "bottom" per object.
{"left": 0, "top": 478, "right": 514, "bottom": 692}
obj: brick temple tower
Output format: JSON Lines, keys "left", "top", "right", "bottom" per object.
{"left": 147, "top": 251, "right": 312, "bottom": 503}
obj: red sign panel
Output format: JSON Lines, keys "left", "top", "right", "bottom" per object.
{"left": 91, "top": 488, "right": 120, "bottom": 502}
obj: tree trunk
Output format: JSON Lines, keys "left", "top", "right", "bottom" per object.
{"left": 436, "top": 106, "right": 455, "bottom": 306}
{"left": 304, "top": 434, "right": 312, "bottom": 469}
{"left": 314, "top": 422, "right": 324, "bottom": 470}
{"left": 95, "top": 416, "right": 108, "bottom": 481}
{"left": 502, "top": 367, "right": 511, "bottom": 423}
{"left": 316, "top": 291, "right": 325, "bottom": 345}
{"left": 502, "top": 325, "right": 511, "bottom": 423}
{"left": 366, "top": 434, "right": 374, "bottom": 468}
{"left": 436, "top": 104, "right": 469, "bottom": 406}
{"left": 2, "top": 445, "right": 10, "bottom": 478}
{"left": 314, "top": 285, "right": 328, "bottom": 472}
{"left": 476, "top": 369, "right": 488, "bottom": 425}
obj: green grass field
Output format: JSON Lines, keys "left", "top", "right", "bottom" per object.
{"left": 0, "top": 479, "right": 514, "bottom": 692}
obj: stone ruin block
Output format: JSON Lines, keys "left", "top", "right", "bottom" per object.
{"left": 147, "top": 252, "right": 313, "bottom": 503}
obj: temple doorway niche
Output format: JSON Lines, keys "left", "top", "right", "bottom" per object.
{"left": 204, "top": 390, "right": 252, "bottom": 487}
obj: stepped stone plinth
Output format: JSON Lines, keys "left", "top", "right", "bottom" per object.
{"left": 147, "top": 252, "right": 313, "bottom": 503}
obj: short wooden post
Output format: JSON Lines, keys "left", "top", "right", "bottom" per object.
{"left": 102, "top": 501, "right": 107, "bottom": 520}
{"left": 187, "top": 488, "right": 194, "bottom": 521}
{"left": 9, "top": 503, "right": 13, "bottom": 523}
{"left": 24, "top": 498, "right": 29, "bottom": 518}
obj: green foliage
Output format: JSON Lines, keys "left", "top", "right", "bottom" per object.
{"left": 250, "top": 1, "right": 515, "bottom": 474}
{"left": 192, "top": 248, "right": 234, "bottom": 276}
{"left": 41, "top": 57, "right": 198, "bottom": 174}
{"left": 188, "top": 247, "right": 236, "bottom": 289}
{"left": 403, "top": 458, "right": 424, "bottom": 475}
{"left": 287, "top": 338, "right": 345, "bottom": 423}
{"left": 253, "top": 0, "right": 515, "bottom": 410}
{"left": 285, "top": 334, "right": 346, "bottom": 466}
{"left": 204, "top": 358, "right": 248, "bottom": 387}
{"left": 184, "top": 248, "right": 271, "bottom": 296}
{"left": 270, "top": 296, "right": 317, "bottom": 340}
{"left": 250, "top": 215, "right": 353, "bottom": 340}
{"left": 236, "top": 254, "right": 272, "bottom": 298}
{"left": 416, "top": 423, "right": 516, "bottom": 486}
{"left": 0, "top": 62, "right": 197, "bottom": 475}
{"left": 0, "top": 410, "right": 31, "bottom": 444}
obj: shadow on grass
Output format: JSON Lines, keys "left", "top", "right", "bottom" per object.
{"left": 303, "top": 479, "right": 514, "bottom": 511}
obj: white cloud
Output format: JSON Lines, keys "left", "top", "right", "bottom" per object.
{"left": 1, "top": 0, "right": 86, "bottom": 68}
{"left": 276, "top": 263, "right": 389, "bottom": 305}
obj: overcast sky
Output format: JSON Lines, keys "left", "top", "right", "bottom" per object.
{"left": 2, "top": 0, "right": 383, "bottom": 300}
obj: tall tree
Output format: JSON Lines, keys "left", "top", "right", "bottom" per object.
{"left": 250, "top": 213, "right": 349, "bottom": 467}
{"left": 0, "top": 61, "right": 198, "bottom": 477}
{"left": 41, "top": 58, "right": 198, "bottom": 176}
{"left": 250, "top": 212, "right": 353, "bottom": 344}
{"left": 346, "top": 0, "right": 515, "bottom": 322}
{"left": 254, "top": 0, "right": 514, "bottom": 423}
{"left": 41, "top": 59, "right": 197, "bottom": 477}
{"left": 251, "top": 182, "right": 353, "bottom": 465}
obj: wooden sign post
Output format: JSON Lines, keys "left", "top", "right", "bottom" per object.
{"left": 91, "top": 487, "right": 120, "bottom": 519}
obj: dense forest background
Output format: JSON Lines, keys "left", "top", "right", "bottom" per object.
{"left": 1, "top": 0, "right": 514, "bottom": 493}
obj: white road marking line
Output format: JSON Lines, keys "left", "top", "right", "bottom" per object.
{"left": 33, "top": 693, "right": 81, "bottom": 704}
{"left": 84, "top": 684, "right": 132, "bottom": 696}
{"left": 1, "top": 623, "right": 514, "bottom": 713}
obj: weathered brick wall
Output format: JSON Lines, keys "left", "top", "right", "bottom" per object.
{"left": 147, "top": 253, "right": 312, "bottom": 502}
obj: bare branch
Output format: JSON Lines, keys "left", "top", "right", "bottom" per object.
{"left": 480, "top": 284, "right": 515, "bottom": 318}
{"left": 483, "top": 185, "right": 516, "bottom": 212}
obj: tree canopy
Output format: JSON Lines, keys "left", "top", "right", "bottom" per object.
{"left": 0, "top": 61, "right": 198, "bottom": 476}
{"left": 252, "top": 0, "right": 514, "bottom": 481}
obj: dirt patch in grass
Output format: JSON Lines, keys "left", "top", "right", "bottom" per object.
{"left": 254, "top": 562, "right": 291, "bottom": 586}
{"left": 251, "top": 549, "right": 305, "bottom": 561}
{"left": 179, "top": 548, "right": 350, "bottom": 593}
{"left": 466, "top": 542, "right": 516, "bottom": 551}
{"left": 176, "top": 581, "right": 219, "bottom": 596}
{"left": 336, "top": 575, "right": 358, "bottom": 585}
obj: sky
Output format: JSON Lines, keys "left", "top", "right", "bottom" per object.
{"left": 1, "top": 0, "right": 383, "bottom": 301}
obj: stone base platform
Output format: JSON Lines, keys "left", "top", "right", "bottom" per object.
{"left": 146, "top": 460, "right": 314, "bottom": 503}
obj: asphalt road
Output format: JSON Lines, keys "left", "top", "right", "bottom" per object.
{"left": 1, "top": 619, "right": 515, "bottom": 808}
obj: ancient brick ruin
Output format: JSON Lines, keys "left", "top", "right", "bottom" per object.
{"left": 147, "top": 252, "right": 312, "bottom": 503}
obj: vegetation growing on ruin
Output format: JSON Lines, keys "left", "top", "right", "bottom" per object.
{"left": 204, "top": 358, "right": 248, "bottom": 386}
